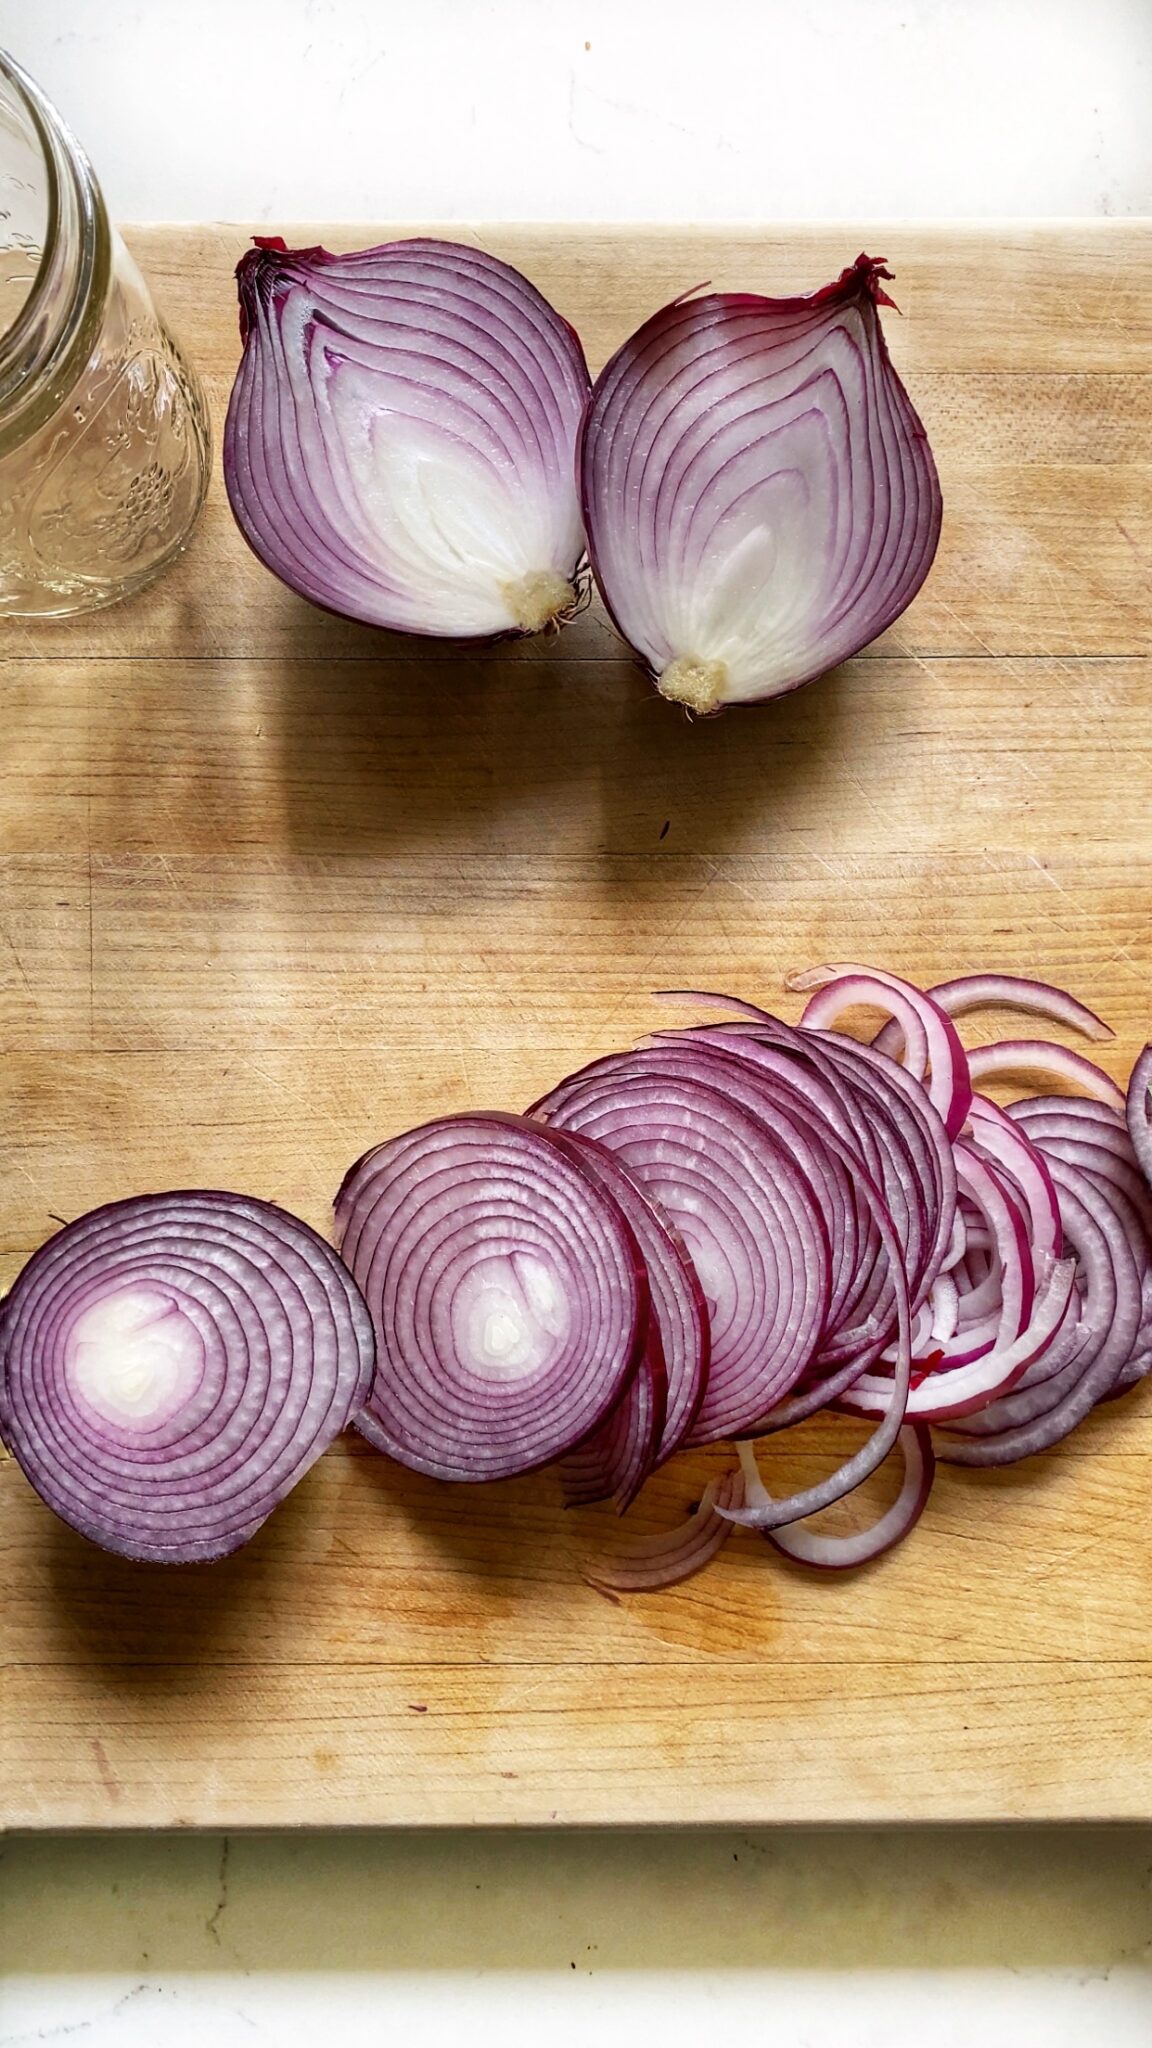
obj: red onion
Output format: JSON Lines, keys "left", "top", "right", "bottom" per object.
{"left": 557, "top": 1325, "right": 666, "bottom": 1514}
{"left": 578, "top": 257, "right": 941, "bottom": 713}
{"left": 742, "top": 1425, "right": 934, "bottom": 1571}
{"left": 334, "top": 1113, "right": 647, "bottom": 1482}
{"left": 322, "top": 959, "right": 1152, "bottom": 1590}
{"left": 537, "top": 1124, "right": 705, "bottom": 1502}
{"left": 530, "top": 1051, "right": 834, "bottom": 1444}
{"left": 225, "top": 238, "right": 590, "bottom": 639}
{"left": 0, "top": 1193, "right": 375, "bottom": 1563}
{"left": 937, "top": 1155, "right": 1143, "bottom": 1462}
{"left": 788, "top": 964, "right": 971, "bottom": 1137}
{"left": 965, "top": 1040, "right": 1125, "bottom": 1109}
{"left": 1126, "top": 1045, "right": 1152, "bottom": 1190}
{"left": 583, "top": 1470, "right": 744, "bottom": 1594}
{"left": 873, "top": 974, "right": 1114, "bottom": 1057}
{"left": 532, "top": 1038, "right": 918, "bottom": 1530}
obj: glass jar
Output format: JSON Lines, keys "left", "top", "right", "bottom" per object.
{"left": 0, "top": 49, "right": 210, "bottom": 615}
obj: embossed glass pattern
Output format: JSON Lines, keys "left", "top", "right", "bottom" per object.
{"left": 0, "top": 51, "right": 209, "bottom": 615}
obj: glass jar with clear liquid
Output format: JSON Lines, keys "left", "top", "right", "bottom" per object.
{"left": 0, "top": 50, "right": 209, "bottom": 615}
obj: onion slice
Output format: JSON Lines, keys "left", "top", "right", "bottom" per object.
{"left": 578, "top": 256, "right": 941, "bottom": 712}
{"left": 741, "top": 1426, "right": 935, "bottom": 1570}
{"left": 937, "top": 1156, "right": 1143, "bottom": 1462}
{"left": 0, "top": 1192, "right": 375, "bottom": 1563}
{"left": 873, "top": 974, "right": 1114, "bottom": 1057}
{"left": 1126, "top": 1045, "right": 1152, "bottom": 1191}
{"left": 557, "top": 1326, "right": 666, "bottom": 1513}
{"left": 530, "top": 1053, "right": 833, "bottom": 1444}
{"left": 789, "top": 962, "right": 972, "bottom": 1138}
{"left": 582, "top": 1470, "right": 744, "bottom": 1594}
{"left": 334, "top": 1112, "right": 647, "bottom": 1482}
{"left": 965, "top": 1040, "right": 1126, "bottom": 1109}
{"left": 225, "top": 237, "right": 591, "bottom": 639}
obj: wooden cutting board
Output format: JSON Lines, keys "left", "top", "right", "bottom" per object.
{"left": 3, "top": 224, "right": 1151, "bottom": 1828}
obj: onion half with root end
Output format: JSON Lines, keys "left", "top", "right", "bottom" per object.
{"left": 225, "top": 237, "right": 591, "bottom": 640}
{"left": 578, "top": 256, "right": 941, "bottom": 714}
{"left": 0, "top": 1192, "right": 375, "bottom": 1564}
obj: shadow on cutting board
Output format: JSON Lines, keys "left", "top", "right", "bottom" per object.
{"left": 258, "top": 587, "right": 867, "bottom": 870}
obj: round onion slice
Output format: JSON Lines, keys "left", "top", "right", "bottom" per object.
{"left": 225, "top": 237, "right": 591, "bottom": 639}
{"left": 740, "top": 1426, "right": 935, "bottom": 1571}
{"left": 651, "top": 990, "right": 958, "bottom": 1314}
{"left": 0, "top": 1192, "right": 375, "bottom": 1564}
{"left": 578, "top": 256, "right": 941, "bottom": 713}
{"left": 335, "top": 1113, "right": 647, "bottom": 1483}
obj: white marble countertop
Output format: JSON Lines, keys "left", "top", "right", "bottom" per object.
{"left": 2, "top": 2, "right": 1151, "bottom": 2041}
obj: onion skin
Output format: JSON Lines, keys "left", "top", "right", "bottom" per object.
{"left": 0, "top": 1192, "right": 375, "bottom": 1565}
{"left": 225, "top": 237, "right": 590, "bottom": 643}
{"left": 578, "top": 256, "right": 941, "bottom": 714}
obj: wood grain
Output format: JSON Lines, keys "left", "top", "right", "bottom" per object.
{"left": 3, "top": 223, "right": 1151, "bottom": 1827}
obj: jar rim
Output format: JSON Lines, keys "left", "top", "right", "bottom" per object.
{"left": 0, "top": 49, "right": 111, "bottom": 458}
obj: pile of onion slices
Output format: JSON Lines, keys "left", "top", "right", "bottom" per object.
{"left": 337, "top": 965, "right": 1152, "bottom": 1591}
{"left": 4, "top": 967, "right": 1149, "bottom": 1591}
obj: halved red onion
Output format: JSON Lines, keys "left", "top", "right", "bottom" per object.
{"left": 873, "top": 974, "right": 1114, "bottom": 1058}
{"left": 225, "top": 238, "right": 590, "bottom": 639}
{"left": 578, "top": 256, "right": 941, "bottom": 713}
{"left": 334, "top": 1113, "right": 646, "bottom": 1483}
{"left": 0, "top": 1193, "right": 375, "bottom": 1564}
{"left": 741, "top": 1425, "right": 934, "bottom": 1571}
{"left": 582, "top": 1470, "right": 744, "bottom": 1594}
